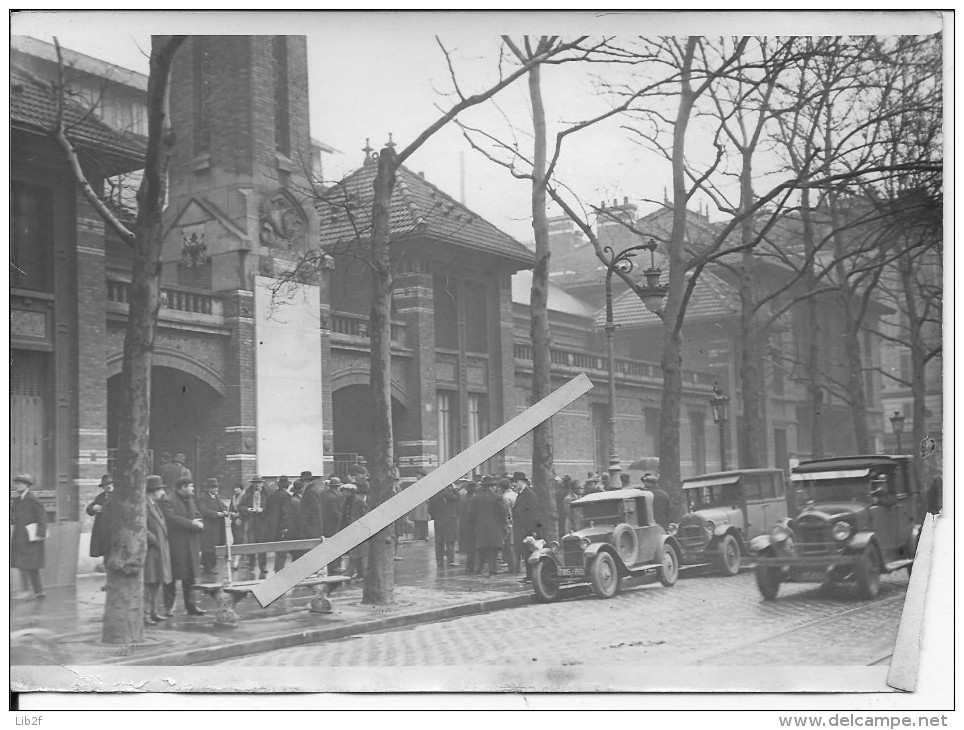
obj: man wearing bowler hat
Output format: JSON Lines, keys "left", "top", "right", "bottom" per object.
{"left": 11, "top": 473, "right": 46, "bottom": 599}
{"left": 511, "top": 471, "right": 539, "bottom": 583}
{"left": 196, "top": 477, "right": 228, "bottom": 577}
{"left": 160, "top": 476, "right": 206, "bottom": 615}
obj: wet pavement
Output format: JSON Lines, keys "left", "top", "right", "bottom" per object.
{"left": 10, "top": 537, "right": 533, "bottom": 666}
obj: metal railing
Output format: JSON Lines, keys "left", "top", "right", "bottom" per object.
{"left": 330, "top": 311, "right": 406, "bottom": 345}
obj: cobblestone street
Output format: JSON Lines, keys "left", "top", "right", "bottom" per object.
{"left": 218, "top": 570, "right": 908, "bottom": 667}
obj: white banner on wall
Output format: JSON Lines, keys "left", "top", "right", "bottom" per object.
{"left": 254, "top": 275, "right": 324, "bottom": 476}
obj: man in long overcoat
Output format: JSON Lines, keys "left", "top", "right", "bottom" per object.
{"left": 160, "top": 477, "right": 206, "bottom": 615}
{"left": 239, "top": 477, "right": 268, "bottom": 578}
{"left": 340, "top": 482, "right": 369, "bottom": 579}
{"left": 511, "top": 471, "right": 540, "bottom": 582}
{"left": 457, "top": 481, "right": 478, "bottom": 573}
{"left": 429, "top": 484, "right": 460, "bottom": 568}
{"left": 473, "top": 476, "right": 510, "bottom": 577}
{"left": 143, "top": 475, "right": 172, "bottom": 624}
{"left": 263, "top": 477, "right": 293, "bottom": 572}
{"left": 11, "top": 473, "right": 47, "bottom": 599}
{"left": 86, "top": 474, "right": 114, "bottom": 561}
{"left": 320, "top": 475, "right": 345, "bottom": 574}
{"left": 196, "top": 477, "right": 228, "bottom": 576}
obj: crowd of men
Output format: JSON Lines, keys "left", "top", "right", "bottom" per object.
{"left": 9, "top": 449, "right": 670, "bottom": 622}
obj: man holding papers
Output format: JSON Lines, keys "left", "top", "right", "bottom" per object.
{"left": 11, "top": 473, "right": 47, "bottom": 599}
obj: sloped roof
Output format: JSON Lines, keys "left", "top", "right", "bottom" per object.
{"left": 511, "top": 270, "right": 596, "bottom": 319}
{"left": 593, "top": 250, "right": 741, "bottom": 328}
{"left": 11, "top": 65, "right": 146, "bottom": 175}
{"left": 316, "top": 162, "right": 534, "bottom": 266}
{"left": 12, "top": 36, "right": 148, "bottom": 91}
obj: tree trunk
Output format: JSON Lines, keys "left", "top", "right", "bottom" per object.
{"left": 363, "top": 147, "right": 397, "bottom": 605}
{"left": 526, "top": 61, "right": 558, "bottom": 542}
{"left": 799, "top": 187, "right": 825, "bottom": 459}
{"left": 659, "top": 46, "right": 697, "bottom": 517}
{"left": 737, "top": 154, "right": 764, "bottom": 468}
{"left": 101, "top": 35, "right": 184, "bottom": 645}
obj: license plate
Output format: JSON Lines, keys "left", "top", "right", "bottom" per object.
{"left": 557, "top": 567, "right": 584, "bottom": 578}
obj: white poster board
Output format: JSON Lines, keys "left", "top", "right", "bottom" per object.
{"left": 254, "top": 275, "right": 324, "bottom": 476}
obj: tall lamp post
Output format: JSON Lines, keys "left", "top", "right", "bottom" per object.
{"left": 603, "top": 237, "right": 667, "bottom": 482}
{"left": 890, "top": 410, "right": 905, "bottom": 454}
{"left": 710, "top": 385, "right": 730, "bottom": 472}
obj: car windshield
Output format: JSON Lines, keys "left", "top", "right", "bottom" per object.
{"left": 684, "top": 483, "right": 742, "bottom": 511}
{"left": 793, "top": 477, "right": 872, "bottom": 504}
{"left": 571, "top": 500, "right": 621, "bottom": 530}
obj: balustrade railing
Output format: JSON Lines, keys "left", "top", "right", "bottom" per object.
{"left": 330, "top": 311, "right": 406, "bottom": 345}
{"left": 514, "top": 340, "right": 712, "bottom": 386}
{"left": 107, "top": 279, "right": 222, "bottom": 317}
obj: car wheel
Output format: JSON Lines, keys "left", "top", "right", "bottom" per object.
{"left": 657, "top": 543, "right": 679, "bottom": 587}
{"left": 532, "top": 559, "right": 561, "bottom": 603}
{"left": 716, "top": 534, "right": 741, "bottom": 577}
{"left": 756, "top": 563, "right": 781, "bottom": 600}
{"left": 855, "top": 545, "right": 881, "bottom": 600}
{"left": 589, "top": 552, "right": 619, "bottom": 599}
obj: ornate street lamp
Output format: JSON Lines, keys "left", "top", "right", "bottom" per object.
{"left": 890, "top": 410, "right": 905, "bottom": 454}
{"left": 710, "top": 385, "right": 730, "bottom": 471}
{"left": 603, "top": 237, "right": 667, "bottom": 482}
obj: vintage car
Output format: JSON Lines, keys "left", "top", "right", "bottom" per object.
{"left": 527, "top": 488, "right": 682, "bottom": 602}
{"left": 670, "top": 468, "right": 788, "bottom": 575}
{"left": 748, "top": 455, "right": 922, "bottom": 600}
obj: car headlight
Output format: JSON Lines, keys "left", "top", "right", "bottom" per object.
{"left": 831, "top": 522, "right": 852, "bottom": 541}
{"left": 770, "top": 524, "right": 790, "bottom": 543}
{"left": 704, "top": 520, "right": 716, "bottom": 532}
{"left": 579, "top": 537, "right": 591, "bottom": 550}
{"left": 549, "top": 540, "right": 561, "bottom": 553}
{"left": 668, "top": 523, "right": 678, "bottom": 536}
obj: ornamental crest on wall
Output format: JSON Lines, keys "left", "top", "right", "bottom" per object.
{"left": 260, "top": 189, "right": 308, "bottom": 249}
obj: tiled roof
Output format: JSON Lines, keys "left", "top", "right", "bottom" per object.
{"left": 511, "top": 270, "right": 596, "bottom": 319}
{"left": 11, "top": 65, "right": 146, "bottom": 174}
{"left": 316, "top": 163, "right": 534, "bottom": 266}
{"left": 592, "top": 251, "right": 741, "bottom": 329}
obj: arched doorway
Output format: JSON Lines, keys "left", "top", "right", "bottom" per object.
{"left": 107, "top": 366, "right": 224, "bottom": 482}
{"left": 332, "top": 384, "right": 406, "bottom": 471}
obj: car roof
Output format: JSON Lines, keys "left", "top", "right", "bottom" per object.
{"left": 572, "top": 488, "right": 651, "bottom": 505}
{"left": 682, "top": 468, "right": 783, "bottom": 488}
{"left": 794, "top": 455, "right": 911, "bottom": 473}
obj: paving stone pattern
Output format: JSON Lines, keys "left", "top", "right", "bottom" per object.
{"left": 219, "top": 571, "right": 909, "bottom": 667}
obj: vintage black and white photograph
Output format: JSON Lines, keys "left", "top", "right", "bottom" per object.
{"left": 8, "top": 9, "right": 950, "bottom": 709}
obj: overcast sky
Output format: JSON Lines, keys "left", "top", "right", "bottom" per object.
{"left": 11, "top": 11, "right": 941, "bottom": 245}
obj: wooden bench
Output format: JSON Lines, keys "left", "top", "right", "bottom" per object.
{"left": 193, "top": 538, "right": 352, "bottom": 627}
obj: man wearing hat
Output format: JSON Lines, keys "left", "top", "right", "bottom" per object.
{"left": 160, "top": 476, "right": 206, "bottom": 615}
{"left": 11, "top": 474, "right": 46, "bottom": 599}
{"left": 159, "top": 452, "right": 190, "bottom": 488}
{"left": 263, "top": 476, "right": 293, "bottom": 572}
{"left": 320, "top": 475, "right": 345, "bottom": 574}
{"left": 86, "top": 474, "right": 114, "bottom": 562}
{"left": 143, "top": 475, "right": 172, "bottom": 624}
{"left": 340, "top": 480, "right": 367, "bottom": 579}
{"left": 239, "top": 477, "right": 268, "bottom": 578}
{"left": 196, "top": 477, "right": 228, "bottom": 577}
{"left": 511, "top": 472, "right": 539, "bottom": 582}
{"left": 643, "top": 474, "right": 671, "bottom": 529}
{"left": 497, "top": 478, "right": 517, "bottom": 573}
{"left": 457, "top": 480, "right": 479, "bottom": 573}
{"left": 473, "top": 476, "right": 510, "bottom": 577}
{"left": 428, "top": 483, "right": 460, "bottom": 568}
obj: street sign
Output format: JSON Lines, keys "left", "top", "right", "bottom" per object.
{"left": 252, "top": 372, "right": 594, "bottom": 606}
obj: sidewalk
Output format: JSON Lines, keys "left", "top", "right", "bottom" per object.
{"left": 10, "top": 538, "right": 533, "bottom": 666}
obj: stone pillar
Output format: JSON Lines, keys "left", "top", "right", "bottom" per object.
{"left": 215, "top": 290, "right": 258, "bottom": 488}
{"left": 318, "top": 265, "right": 335, "bottom": 477}
{"left": 393, "top": 268, "right": 438, "bottom": 478}
{"left": 492, "top": 271, "right": 518, "bottom": 474}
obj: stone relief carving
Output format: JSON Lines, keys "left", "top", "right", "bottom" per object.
{"left": 260, "top": 189, "right": 308, "bottom": 249}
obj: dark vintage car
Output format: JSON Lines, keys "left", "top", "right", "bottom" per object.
{"left": 748, "top": 455, "right": 922, "bottom": 600}
{"left": 670, "top": 468, "right": 788, "bottom": 575}
{"left": 527, "top": 488, "right": 682, "bottom": 602}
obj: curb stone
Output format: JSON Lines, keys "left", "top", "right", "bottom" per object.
{"left": 113, "top": 592, "right": 534, "bottom": 666}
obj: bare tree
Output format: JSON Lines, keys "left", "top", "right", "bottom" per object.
{"left": 51, "top": 35, "right": 185, "bottom": 645}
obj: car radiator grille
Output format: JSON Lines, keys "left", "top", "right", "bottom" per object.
{"left": 561, "top": 539, "right": 584, "bottom": 567}
{"left": 678, "top": 524, "right": 707, "bottom": 549}
{"left": 796, "top": 524, "right": 833, "bottom": 556}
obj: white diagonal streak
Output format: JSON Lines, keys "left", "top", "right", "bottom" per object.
{"left": 252, "top": 372, "right": 593, "bottom": 606}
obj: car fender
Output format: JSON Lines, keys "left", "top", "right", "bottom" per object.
{"left": 748, "top": 534, "right": 771, "bottom": 554}
{"left": 584, "top": 542, "right": 629, "bottom": 573}
{"left": 844, "top": 531, "right": 877, "bottom": 556}
{"left": 710, "top": 525, "right": 744, "bottom": 548}
{"left": 659, "top": 534, "right": 682, "bottom": 561}
{"left": 527, "top": 547, "right": 556, "bottom": 566}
